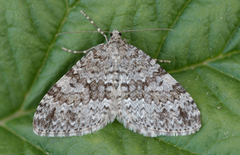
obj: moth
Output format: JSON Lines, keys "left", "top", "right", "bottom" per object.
{"left": 33, "top": 11, "right": 201, "bottom": 137}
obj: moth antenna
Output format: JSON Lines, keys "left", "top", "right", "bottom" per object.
{"left": 80, "top": 11, "right": 109, "bottom": 42}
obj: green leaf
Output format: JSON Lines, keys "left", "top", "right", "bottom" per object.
{"left": 0, "top": 0, "right": 240, "bottom": 154}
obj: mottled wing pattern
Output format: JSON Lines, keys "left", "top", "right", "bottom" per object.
{"left": 117, "top": 44, "right": 201, "bottom": 137}
{"left": 33, "top": 44, "right": 116, "bottom": 137}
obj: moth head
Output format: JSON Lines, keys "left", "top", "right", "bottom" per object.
{"left": 110, "top": 30, "right": 122, "bottom": 37}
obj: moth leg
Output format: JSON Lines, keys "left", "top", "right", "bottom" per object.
{"left": 153, "top": 59, "right": 171, "bottom": 63}
{"left": 122, "top": 38, "right": 127, "bottom": 44}
{"left": 62, "top": 44, "right": 104, "bottom": 54}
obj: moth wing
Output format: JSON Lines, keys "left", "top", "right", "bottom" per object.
{"left": 117, "top": 45, "right": 201, "bottom": 137}
{"left": 33, "top": 45, "right": 116, "bottom": 137}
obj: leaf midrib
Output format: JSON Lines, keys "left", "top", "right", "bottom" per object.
{"left": 168, "top": 51, "right": 239, "bottom": 74}
{"left": 19, "top": 1, "right": 77, "bottom": 111}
